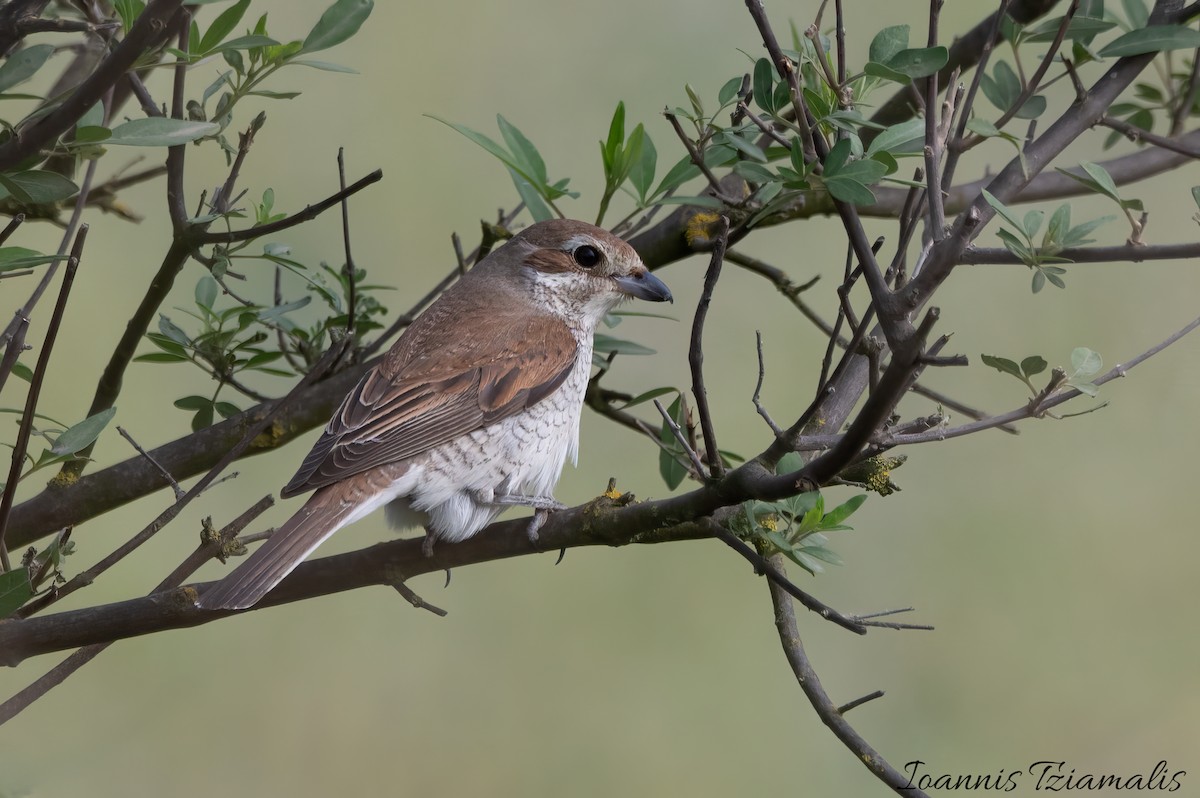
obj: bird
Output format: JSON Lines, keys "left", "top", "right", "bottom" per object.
{"left": 196, "top": 218, "right": 672, "bottom": 610}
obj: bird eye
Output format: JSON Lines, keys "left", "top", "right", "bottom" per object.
{"left": 572, "top": 245, "right": 602, "bottom": 269}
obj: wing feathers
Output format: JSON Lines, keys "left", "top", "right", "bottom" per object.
{"left": 281, "top": 313, "right": 578, "bottom": 497}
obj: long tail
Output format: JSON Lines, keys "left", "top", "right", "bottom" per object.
{"left": 196, "top": 487, "right": 357, "bottom": 611}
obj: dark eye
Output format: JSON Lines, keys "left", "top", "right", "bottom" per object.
{"left": 572, "top": 244, "right": 602, "bottom": 269}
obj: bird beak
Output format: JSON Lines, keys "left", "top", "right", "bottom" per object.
{"left": 615, "top": 270, "right": 673, "bottom": 303}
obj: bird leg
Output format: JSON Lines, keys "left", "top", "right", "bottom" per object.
{"left": 422, "top": 526, "right": 437, "bottom": 558}
{"left": 472, "top": 490, "right": 567, "bottom": 547}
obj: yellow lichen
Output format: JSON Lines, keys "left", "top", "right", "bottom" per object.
{"left": 685, "top": 211, "right": 723, "bottom": 248}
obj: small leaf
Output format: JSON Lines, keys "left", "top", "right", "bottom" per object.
{"left": 1099, "top": 25, "right": 1200, "bottom": 57}
{"left": 0, "top": 44, "right": 54, "bottom": 94}
{"left": 869, "top": 25, "right": 909, "bottom": 64}
{"left": 0, "top": 568, "right": 33, "bottom": 619}
{"left": 981, "top": 354, "right": 1024, "bottom": 380}
{"left": 195, "top": 274, "right": 218, "bottom": 309}
{"left": 107, "top": 118, "right": 219, "bottom": 146}
{"left": 1021, "top": 356, "right": 1048, "bottom": 377}
{"left": 865, "top": 118, "right": 925, "bottom": 157}
{"left": 497, "top": 115, "right": 548, "bottom": 186}
{"left": 886, "top": 46, "right": 949, "bottom": 79}
{"left": 753, "top": 57, "right": 777, "bottom": 114}
{"left": 592, "top": 333, "right": 655, "bottom": 356}
{"left": 199, "top": 0, "right": 250, "bottom": 53}
{"left": 0, "top": 247, "right": 57, "bottom": 272}
{"left": 301, "top": 0, "right": 374, "bottom": 53}
{"left": 821, "top": 494, "right": 866, "bottom": 527}
{"left": 981, "top": 189, "right": 1028, "bottom": 234}
{"left": 1069, "top": 347, "right": 1102, "bottom": 378}
{"left": 658, "top": 394, "right": 688, "bottom": 490}
{"left": 50, "top": 407, "right": 117, "bottom": 456}
{"left": 0, "top": 171, "right": 79, "bottom": 204}
{"left": 618, "top": 386, "right": 678, "bottom": 409}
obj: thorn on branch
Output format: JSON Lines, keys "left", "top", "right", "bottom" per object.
{"left": 837, "top": 690, "right": 885, "bottom": 715}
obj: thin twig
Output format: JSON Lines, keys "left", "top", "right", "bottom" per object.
{"left": 653, "top": 398, "right": 706, "bottom": 479}
{"left": 0, "top": 226, "right": 87, "bottom": 571}
{"left": 663, "top": 111, "right": 740, "bottom": 205}
{"left": 689, "top": 216, "right": 729, "bottom": 478}
{"left": 117, "top": 426, "right": 183, "bottom": 499}
{"left": 193, "top": 169, "right": 383, "bottom": 245}
{"left": 0, "top": 496, "right": 276, "bottom": 724}
{"left": 704, "top": 520, "right": 865, "bottom": 633}
{"left": 27, "top": 338, "right": 351, "bottom": 609}
{"left": 765, "top": 553, "right": 932, "bottom": 797}
{"left": 752, "top": 332, "right": 785, "bottom": 438}
{"left": 337, "top": 148, "right": 358, "bottom": 335}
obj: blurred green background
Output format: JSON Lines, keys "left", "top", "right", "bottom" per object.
{"left": 3, "top": 1, "right": 1199, "bottom": 795}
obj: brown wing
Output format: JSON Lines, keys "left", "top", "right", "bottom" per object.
{"left": 281, "top": 310, "right": 578, "bottom": 497}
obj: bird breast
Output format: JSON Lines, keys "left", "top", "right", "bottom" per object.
{"left": 386, "top": 332, "right": 593, "bottom": 542}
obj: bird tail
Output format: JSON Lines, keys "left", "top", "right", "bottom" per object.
{"left": 196, "top": 487, "right": 357, "bottom": 611}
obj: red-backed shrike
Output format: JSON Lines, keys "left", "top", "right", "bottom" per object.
{"left": 197, "top": 219, "right": 672, "bottom": 610}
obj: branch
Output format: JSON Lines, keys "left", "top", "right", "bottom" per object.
{"left": 0, "top": 0, "right": 184, "bottom": 171}
{"left": 6, "top": 357, "right": 370, "bottom": 550}
{"left": 190, "top": 169, "right": 383, "bottom": 245}
{"left": 689, "top": 216, "right": 728, "bottom": 478}
{"left": 766, "top": 554, "right": 930, "bottom": 797}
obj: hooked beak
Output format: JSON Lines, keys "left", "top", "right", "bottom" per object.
{"left": 615, "top": 270, "right": 673, "bottom": 303}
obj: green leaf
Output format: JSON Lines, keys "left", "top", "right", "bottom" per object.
{"left": 107, "top": 118, "right": 219, "bottom": 146}
{"left": 658, "top": 394, "right": 687, "bottom": 490}
{"left": 507, "top": 168, "right": 554, "bottom": 222}
{"left": 603, "top": 101, "right": 625, "bottom": 172}
{"left": 199, "top": 0, "right": 250, "bottom": 53}
{"left": 301, "top": 0, "right": 374, "bottom": 53}
{"left": 732, "top": 161, "right": 776, "bottom": 183}
{"left": 209, "top": 34, "right": 280, "bottom": 55}
{"left": 1013, "top": 94, "right": 1047, "bottom": 120}
{"left": 1022, "top": 209, "right": 1044, "bottom": 239}
{"left": 114, "top": 0, "right": 146, "bottom": 33}
{"left": 1021, "top": 356, "right": 1048, "bottom": 377}
{"left": 869, "top": 25, "right": 909, "bottom": 64}
{"left": 289, "top": 58, "right": 358, "bottom": 73}
{"left": 1023, "top": 15, "right": 1115, "bottom": 43}
{"left": 981, "top": 354, "right": 1024, "bottom": 380}
{"left": 0, "top": 170, "right": 79, "bottom": 205}
{"left": 863, "top": 61, "right": 911, "bottom": 85}
{"left": 1099, "top": 25, "right": 1200, "bottom": 57}
{"left": 981, "top": 61, "right": 1020, "bottom": 112}
{"left": 821, "top": 494, "right": 866, "bottom": 527}
{"left": 886, "top": 46, "right": 948, "bottom": 79}
{"left": 865, "top": 118, "right": 925, "bottom": 157}
{"left": 718, "top": 76, "right": 742, "bottom": 106}
{"left": 1121, "top": 0, "right": 1149, "bottom": 29}
{"left": 628, "top": 132, "right": 657, "bottom": 202}
{"left": 174, "top": 395, "right": 213, "bottom": 411}
{"left": 753, "top": 57, "right": 777, "bottom": 114}
{"left": 0, "top": 568, "right": 33, "bottom": 619}
{"left": 50, "top": 407, "right": 117, "bottom": 456}
{"left": 195, "top": 274, "right": 218, "bottom": 309}
{"left": 652, "top": 154, "right": 700, "bottom": 197}
{"left": 135, "top": 351, "right": 189, "bottom": 363}
{"left": 981, "top": 189, "right": 1028, "bottom": 235}
{"left": 592, "top": 333, "right": 655, "bottom": 356}
{"left": 0, "top": 44, "right": 54, "bottom": 94}
{"left": 497, "top": 115, "right": 547, "bottom": 186}
{"left": 618, "top": 386, "right": 678, "bottom": 409}
{"left": 966, "top": 117, "right": 1003, "bottom": 138}
{"left": 1069, "top": 347, "right": 1102, "bottom": 378}
{"left": 0, "top": 247, "right": 56, "bottom": 272}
